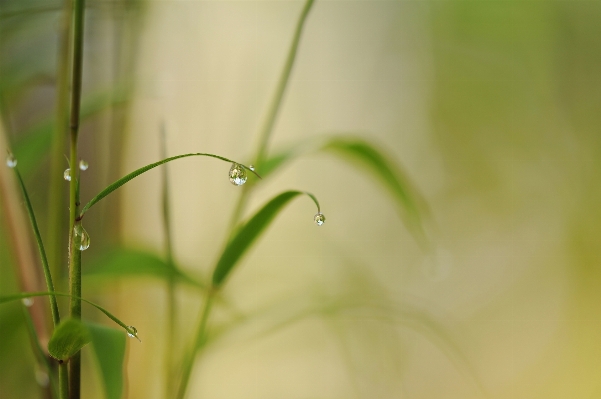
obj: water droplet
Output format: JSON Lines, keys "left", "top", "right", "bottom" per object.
{"left": 74, "top": 224, "right": 90, "bottom": 251}
{"left": 79, "top": 160, "right": 88, "bottom": 171}
{"left": 22, "top": 297, "right": 34, "bottom": 307}
{"left": 248, "top": 164, "right": 255, "bottom": 171}
{"left": 229, "top": 163, "right": 247, "bottom": 186}
{"left": 35, "top": 369, "right": 49, "bottom": 387}
{"left": 314, "top": 213, "right": 325, "bottom": 226}
{"left": 6, "top": 153, "right": 17, "bottom": 168}
{"left": 64, "top": 168, "right": 71, "bottom": 181}
{"left": 127, "top": 326, "right": 138, "bottom": 338}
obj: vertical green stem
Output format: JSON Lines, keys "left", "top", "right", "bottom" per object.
{"left": 229, "top": 0, "right": 315, "bottom": 228}
{"left": 47, "top": 0, "right": 74, "bottom": 289}
{"left": 175, "top": 289, "right": 214, "bottom": 399}
{"left": 161, "top": 125, "right": 177, "bottom": 397}
{"left": 68, "top": 0, "right": 86, "bottom": 397}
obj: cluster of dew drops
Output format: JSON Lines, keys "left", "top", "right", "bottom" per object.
{"left": 229, "top": 162, "right": 325, "bottom": 226}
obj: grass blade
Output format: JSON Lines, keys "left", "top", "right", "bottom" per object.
{"left": 264, "top": 135, "right": 430, "bottom": 247}
{"left": 48, "top": 318, "right": 91, "bottom": 361}
{"left": 13, "top": 168, "right": 60, "bottom": 326}
{"left": 83, "top": 247, "right": 204, "bottom": 288}
{"left": 86, "top": 322, "right": 126, "bottom": 399}
{"left": 79, "top": 153, "right": 260, "bottom": 218}
{"left": 212, "top": 190, "right": 321, "bottom": 287}
{"left": 0, "top": 292, "right": 139, "bottom": 341}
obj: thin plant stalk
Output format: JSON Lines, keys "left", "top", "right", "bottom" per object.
{"left": 175, "top": 289, "right": 214, "bottom": 399}
{"left": 176, "top": 2, "right": 316, "bottom": 398}
{"left": 68, "top": 0, "right": 86, "bottom": 397}
{"left": 161, "top": 125, "right": 177, "bottom": 397}
{"left": 47, "top": 0, "right": 74, "bottom": 288}
{"left": 229, "top": 0, "right": 315, "bottom": 228}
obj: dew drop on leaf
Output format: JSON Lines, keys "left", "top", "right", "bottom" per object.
{"left": 248, "top": 164, "right": 255, "bottom": 171}
{"left": 314, "top": 213, "right": 325, "bottom": 226}
{"left": 6, "top": 153, "right": 17, "bottom": 168}
{"left": 127, "top": 326, "right": 138, "bottom": 338}
{"left": 22, "top": 297, "right": 34, "bottom": 307}
{"left": 229, "top": 163, "right": 247, "bottom": 186}
{"left": 79, "top": 160, "right": 88, "bottom": 171}
{"left": 64, "top": 168, "right": 71, "bottom": 181}
{"left": 74, "top": 224, "right": 90, "bottom": 251}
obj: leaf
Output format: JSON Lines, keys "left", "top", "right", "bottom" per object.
{"left": 79, "top": 153, "right": 261, "bottom": 218}
{"left": 212, "top": 190, "right": 321, "bottom": 287}
{"left": 263, "top": 135, "right": 430, "bottom": 247}
{"left": 86, "top": 322, "right": 126, "bottom": 399}
{"left": 84, "top": 247, "right": 203, "bottom": 288}
{"left": 48, "top": 318, "right": 91, "bottom": 361}
{"left": 0, "top": 292, "right": 139, "bottom": 340}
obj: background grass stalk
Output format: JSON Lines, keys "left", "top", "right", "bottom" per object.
{"left": 68, "top": 0, "right": 86, "bottom": 397}
{"left": 161, "top": 126, "right": 177, "bottom": 397}
{"left": 47, "top": 0, "right": 74, "bottom": 287}
{"left": 229, "top": 0, "right": 315, "bottom": 228}
{"left": 175, "top": 289, "right": 214, "bottom": 399}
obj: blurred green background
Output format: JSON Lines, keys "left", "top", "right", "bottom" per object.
{"left": 1, "top": 1, "right": 601, "bottom": 398}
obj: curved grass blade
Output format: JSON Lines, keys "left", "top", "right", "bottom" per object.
{"left": 13, "top": 168, "right": 60, "bottom": 326}
{"left": 264, "top": 136, "right": 430, "bottom": 247}
{"left": 85, "top": 322, "right": 126, "bottom": 399}
{"left": 48, "top": 318, "right": 91, "bottom": 361}
{"left": 0, "top": 292, "right": 139, "bottom": 341}
{"left": 79, "top": 153, "right": 261, "bottom": 219}
{"left": 83, "top": 247, "right": 204, "bottom": 288}
{"left": 212, "top": 190, "right": 321, "bottom": 287}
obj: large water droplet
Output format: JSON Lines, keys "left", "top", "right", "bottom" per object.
{"left": 6, "top": 153, "right": 17, "bottom": 168}
{"left": 22, "top": 297, "right": 34, "bottom": 307}
{"left": 248, "top": 164, "right": 255, "bottom": 171}
{"left": 314, "top": 213, "right": 325, "bottom": 226}
{"left": 64, "top": 168, "right": 71, "bottom": 181}
{"left": 127, "top": 326, "right": 138, "bottom": 338}
{"left": 79, "top": 160, "right": 88, "bottom": 171}
{"left": 229, "top": 163, "right": 247, "bottom": 186}
{"left": 74, "top": 224, "right": 90, "bottom": 251}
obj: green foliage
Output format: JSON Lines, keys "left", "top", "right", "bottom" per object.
{"left": 48, "top": 319, "right": 91, "bottom": 361}
{"left": 86, "top": 322, "right": 127, "bottom": 399}
{"left": 212, "top": 191, "right": 320, "bottom": 287}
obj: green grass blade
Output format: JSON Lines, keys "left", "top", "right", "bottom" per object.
{"left": 79, "top": 153, "right": 261, "bottom": 218}
{"left": 85, "top": 322, "right": 126, "bottom": 399}
{"left": 48, "top": 318, "right": 91, "bottom": 361}
{"left": 0, "top": 292, "right": 139, "bottom": 340}
{"left": 83, "top": 247, "right": 204, "bottom": 288}
{"left": 13, "top": 168, "right": 60, "bottom": 326}
{"left": 212, "top": 190, "right": 321, "bottom": 287}
{"left": 263, "top": 135, "right": 430, "bottom": 246}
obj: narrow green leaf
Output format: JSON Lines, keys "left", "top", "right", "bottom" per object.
{"left": 48, "top": 319, "right": 91, "bottom": 361}
{"left": 79, "top": 153, "right": 261, "bottom": 218}
{"left": 263, "top": 136, "right": 430, "bottom": 246}
{"left": 0, "top": 292, "right": 138, "bottom": 340}
{"left": 13, "top": 168, "right": 60, "bottom": 326}
{"left": 212, "top": 190, "right": 321, "bottom": 287}
{"left": 86, "top": 322, "right": 126, "bottom": 399}
{"left": 83, "top": 247, "right": 204, "bottom": 288}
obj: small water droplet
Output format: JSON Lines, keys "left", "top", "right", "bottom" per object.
{"left": 248, "top": 164, "right": 255, "bottom": 171}
{"left": 6, "top": 153, "right": 17, "bottom": 168}
{"left": 127, "top": 326, "right": 138, "bottom": 338}
{"left": 35, "top": 369, "right": 49, "bottom": 387}
{"left": 64, "top": 168, "right": 71, "bottom": 181}
{"left": 74, "top": 224, "right": 90, "bottom": 251}
{"left": 229, "top": 163, "right": 247, "bottom": 186}
{"left": 22, "top": 297, "right": 34, "bottom": 307}
{"left": 79, "top": 160, "right": 88, "bottom": 171}
{"left": 314, "top": 213, "right": 325, "bottom": 226}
